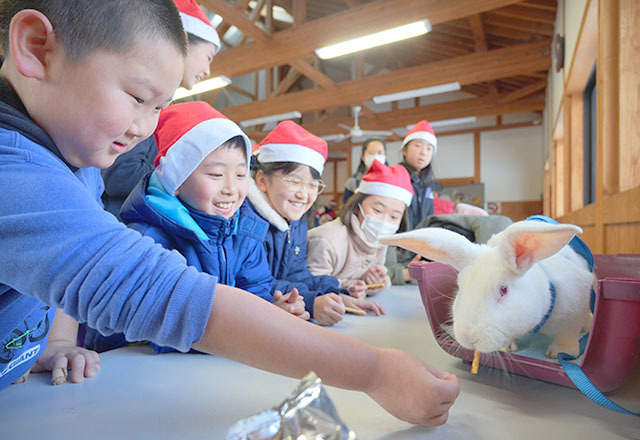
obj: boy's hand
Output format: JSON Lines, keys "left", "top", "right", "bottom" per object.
{"left": 30, "top": 341, "right": 100, "bottom": 385}
{"left": 340, "top": 279, "right": 367, "bottom": 299}
{"left": 313, "top": 293, "right": 345, "bottom": 326}
{"left": 366, "top": 348, "right": 460, "bottom": 426}
{"left": 341, "top": 294, "right": 386, "bottom": 316}
{"left": 273, "top": 289, "right": 310, "bottom": 320}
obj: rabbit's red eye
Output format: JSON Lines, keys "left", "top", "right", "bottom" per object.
{"left": 499, "top": 286, "right": 508, "bottom": 296}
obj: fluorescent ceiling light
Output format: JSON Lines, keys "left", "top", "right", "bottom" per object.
{"left": 315, "top": 19, "right": 431, "bottom": 60}
{"left": 240, "top": 111, "right": 302, "bottom": 127}
{"left": 173, "top": 76, "right": 231, "bottom": 100}
{"left": 407, "top": 116, "right": 477, "bottom": 130}
{"left": 373, "top": 82, "right": 461, "bottom": 104}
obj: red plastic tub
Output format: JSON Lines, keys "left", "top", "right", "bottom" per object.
{"left": 409, "top": 254, "right": 640, "bottom": 391}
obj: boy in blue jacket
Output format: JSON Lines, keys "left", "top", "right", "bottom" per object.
{"left": 85, "top": 101, "right": 308, "bottom": 352}
{"left": 0, "top": 0, "right": 459, "bottom": 426}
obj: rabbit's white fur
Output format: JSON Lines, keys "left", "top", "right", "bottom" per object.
{"left": 380, "top": 221, "right": 594, "bottom": 358}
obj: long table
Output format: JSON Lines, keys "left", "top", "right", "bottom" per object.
{"left": 1, "top": 284, "right": 638, "bottom": 439}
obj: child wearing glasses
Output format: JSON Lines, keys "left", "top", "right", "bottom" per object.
{"left": 85, "top": 102, "right": 308, "bottom": 352}
{"left": 248, "top": 121, "right": 384, "bottom": 326}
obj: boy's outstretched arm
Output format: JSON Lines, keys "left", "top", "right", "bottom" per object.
{"left": 193, "top": 284, "right": 460, "bottom": 426}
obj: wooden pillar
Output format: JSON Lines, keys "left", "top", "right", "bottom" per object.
{"left": 562, "top": 95, "right": 572, "bottom": 215}
{"left": 619, "top": 0, "right": 640, "bottom": 191}
{"left": 473, "top": 132, "right": 481, "bottom": 184}
{"left": 596, "top": 0, "right": 620, "bottom": 252}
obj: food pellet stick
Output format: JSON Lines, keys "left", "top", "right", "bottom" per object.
{"left": 366, "top": 283, "right": 384, "bottom": 289}
{"left": 344, "top": 306, "right": 366, "bottom": 316}
{"left": 471, "top": 350, "right": 480, "bottom": 374}
{"left": 51, "top": 367, "right": 67, "bottom": 385}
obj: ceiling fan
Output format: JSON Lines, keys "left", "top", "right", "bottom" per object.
{"left": 321, "top": 105, "right": 393, "bottom": 143}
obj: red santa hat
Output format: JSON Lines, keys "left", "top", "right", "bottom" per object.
{"left": 174, "top": 0, "right": 221, "bottom": 50}
{"left": 154, "top": 101, "right": 251, "bottom": 195}
{"left": 357, "top": 159, "right": 413, "bottom": 206}
{"left": 402, "top": 120, "right": 438, "bottom": 156}
{"left": 255, "top": 120, "right": 328, "bottom": 174}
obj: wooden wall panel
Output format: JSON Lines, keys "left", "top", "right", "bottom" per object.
{"left": 500, "top": 200, "right": 543, "bottom": 222}
{"left": 619, "top": 0, "right": 640, "bottom": 192}
{"left": 605, "top": 223, "right": 640, "bottom": 254}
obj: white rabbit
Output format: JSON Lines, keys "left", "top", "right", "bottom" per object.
{"left": 380, "top": 221, "right": 594, "bottom": 358}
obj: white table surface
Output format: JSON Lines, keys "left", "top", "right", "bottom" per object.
{"left": 1, "top": 284, "right": 638, "bottom": 439}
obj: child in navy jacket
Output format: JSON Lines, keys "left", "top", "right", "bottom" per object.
{"left": 247, "top": 121, "right": 384, "bottom": 326}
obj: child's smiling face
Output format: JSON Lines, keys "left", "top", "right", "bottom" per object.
{"left": 257, "top": 165, "right": 320, "bottom": 222}
{"left": 176, "top": 144, "right": 248, "bottom": 219}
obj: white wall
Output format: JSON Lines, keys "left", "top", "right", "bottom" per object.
{"left": 348, "top": 124, "right": 544, "bottom": 203}
{"left": 480, "top": 126, "right": 544, "bottom": 201}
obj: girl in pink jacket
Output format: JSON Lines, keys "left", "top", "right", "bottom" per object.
{"left": 307, "top": 160, "right": 413, "bottom": 298}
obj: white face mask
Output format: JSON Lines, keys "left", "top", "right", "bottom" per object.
{"left": 363, "top": 154, "right": 386, "bottom": 169}
{"left": 358, "top": 204, "right": 400, "bottom": 242}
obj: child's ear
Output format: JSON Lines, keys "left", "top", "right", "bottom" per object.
{"left": 255, "top": 170, "right": 269, "bottom": 193}
{"left": 9, "top": 9, "right": 56, "bottom": 80}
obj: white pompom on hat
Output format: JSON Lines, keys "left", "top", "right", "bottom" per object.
{"left": 356, "top": 159, "right": 414, "bottom": 206}
{"left": 255, "top": 120, "right": 328, "bottom": 174}
{"left": 402, "top": 120, "right": 438, "bottom": 156}
{"left": 174, "top": 0, "right": 221, "bottom": 50}
{"left": 154, "top": 101, "right": 251, "bottom": 195}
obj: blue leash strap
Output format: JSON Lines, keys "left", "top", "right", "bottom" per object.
{"left": 558, "top": 351, "right": 640, "bottom": 417}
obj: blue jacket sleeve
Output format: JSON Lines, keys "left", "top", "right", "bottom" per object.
{"left": 235, "top": 242, "right": 274, "bottom": 302}
{"left": 0, "top": 137, "right": 217, "bottom": 352}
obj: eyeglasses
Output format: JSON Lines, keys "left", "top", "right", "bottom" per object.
{"left": 278, "top": 175, "right": 326, "bottom": 195}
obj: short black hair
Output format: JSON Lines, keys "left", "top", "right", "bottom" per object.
{"left": 0, "top": 0, "right": 187, "bottom": 60}
{"left": 219, "top": 135, "right": 247, "bottom": 160}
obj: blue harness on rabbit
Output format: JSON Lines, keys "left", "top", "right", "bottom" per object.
{"left": 526, "top": 215, "right": 595, "bottom": 334}
{"left": 526, "top": 216, "right": 639, "bottom": 417}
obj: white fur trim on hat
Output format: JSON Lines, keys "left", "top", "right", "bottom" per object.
{"left": 258, "top": 143, "right": 325, "bottom": 175}
{"left": 356, "top": 180, "right": 413, "bottom": 206}
{"left": 156, "top": 118, "right": 250, "bottom": 195}
{"left": 402, "top": 131, "right": 438, "bottom": 151}
{"left": 180, "top": 12, "right": 220, "bottom": 48}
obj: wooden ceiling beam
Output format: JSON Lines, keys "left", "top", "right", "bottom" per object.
{"left": 498, "top": 80, "right": 547, "bottom": 103}
{"left": 249, "top": 94, "right": 544, "bottom": 139}
{"left": 221, "top": 38, "right": 551, "bottom": 122}
{"left": 269, "top": 67, "right": 302, "bottom": 97}
{"left": 290, "top": 59, "right": 337, "bottom": 91}
{"left": 468, "top": 14, "right": 498, "bottom": 94}
{"left": 324, "top": 96, "right": 545, "bottom": 135}
{"left": 292, "top": 0, "right": 306, "bottom": 28}
{"left": 215, "top": 0, "right": 253, "bottom": 38}
{"left": 200, "top": 0, "right": 270, "bottom": 45}
{"left": 491, "top": 4, "right": 557, "bottom": 24}
{"left": 483, "top": 13, "right": 554, "bottom": 36}
{"left": 209, "top": 0, "right": 523, "bottom": 78}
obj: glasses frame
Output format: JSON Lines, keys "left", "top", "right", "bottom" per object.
{"left": 277, "top": 174, "right": 326, "bottom": 195}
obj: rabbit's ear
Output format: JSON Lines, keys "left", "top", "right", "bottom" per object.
{"left": 493, "top": 221, "right": 583, "bottom": 275}
{"left": 380, "top": 228, "right": 478, "bottom": 271}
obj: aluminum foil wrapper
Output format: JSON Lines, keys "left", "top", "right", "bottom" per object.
{"left": 226, "top": 371, "right": 357, "bottom": 440}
